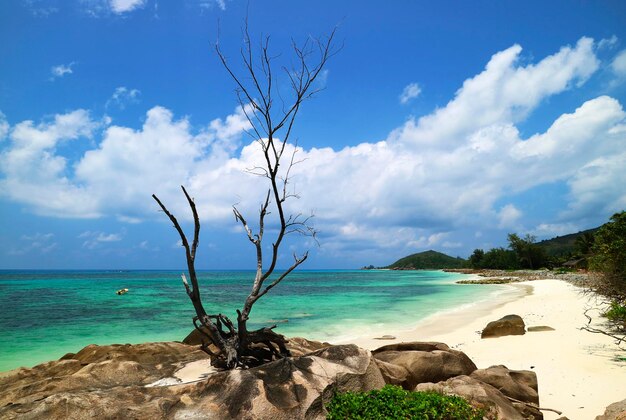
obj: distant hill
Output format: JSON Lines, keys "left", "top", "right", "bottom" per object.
{"left": 386, "top": 250, "right": 467, "bottom": 270}
{"left": 536, "top": 227, "right": 598, "bottom": 257}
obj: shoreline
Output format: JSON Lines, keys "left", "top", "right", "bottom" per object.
{"left": 348, "top": 278, "right": 626, "bottom": 420}
{"left": 3, "top": 272, "right": 624, "bottom": 418}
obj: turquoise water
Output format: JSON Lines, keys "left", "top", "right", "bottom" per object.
{"left": 0, "top": 270, "right": 502, "bottom": 371}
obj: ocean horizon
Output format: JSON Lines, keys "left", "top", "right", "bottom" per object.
{"left": 0, "top": 269, "right": 505, "bottom": 372}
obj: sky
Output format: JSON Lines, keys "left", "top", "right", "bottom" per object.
{"left": 1, "top": 1, "right": 625, "bottom": 270}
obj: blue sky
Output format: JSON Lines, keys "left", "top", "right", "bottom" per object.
{"left": 1, "top": 1, "right": 625, "bottom": 269}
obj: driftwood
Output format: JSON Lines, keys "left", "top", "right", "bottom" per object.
{"left": 152, "top": 25, "right": 337, "bottom": 368}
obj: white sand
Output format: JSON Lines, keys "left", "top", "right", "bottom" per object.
{"left": 347, "top": 279, "right": 626, "bottom": 420}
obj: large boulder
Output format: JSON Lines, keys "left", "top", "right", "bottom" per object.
{"left": 596, "top": 398, "right": 626, "bottom": 420}
{"left": 470, "top": 364, "right": 539, "bottom": 405}
{"left": 372, "top": 342, "right": 477, "bottom": 389}
{"left": 415, "top": 375, "right": 536, "bottom": 420}
{"left": 481, "top": 314, "right": 526, "bottom": 338}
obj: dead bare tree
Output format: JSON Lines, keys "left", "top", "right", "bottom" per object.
{"left": 152, "top": 26, "right": 338, "bottom": 369}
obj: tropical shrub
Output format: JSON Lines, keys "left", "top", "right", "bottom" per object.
{"left": 326, "top": 384, "right": 484, "bottom": 420}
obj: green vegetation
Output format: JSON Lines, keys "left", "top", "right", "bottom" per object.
{"left": 469, "top": 234, "right": 546, "bottom": 270}
{"left": 589, "top": 211, "right": 626, "bottom": 301}
{"left": 535, "top": 228, "right": 598, "bottom": 258}
{"left": 605, "top": 302, "right": 626, "bottom": 325}
{"left": 386, "top": 250, "right": 467, "bottom": 270}
{"left": 326, "top": 385, "right": 483, "bottom": 420}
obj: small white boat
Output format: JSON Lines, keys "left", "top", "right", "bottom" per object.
{"left": 116, "top": 288, "right": 129, "bottom": 295}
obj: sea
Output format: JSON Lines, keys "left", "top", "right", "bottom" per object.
{"left": 0, "top": 269, "right": 505, "bottom": 372}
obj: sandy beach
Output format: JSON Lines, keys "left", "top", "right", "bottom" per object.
{"left": 345, "top": 279, "right": 626, "bottom": 420}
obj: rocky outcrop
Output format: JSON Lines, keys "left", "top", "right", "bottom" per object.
{"left": 176, "top": 344, "right": 385, "bottom": 419}
{"left": 0, "top": 342, "right": 382, "bottom": 420}
{"left": 372, "top": 341, "right": 477, "bottom": 389}
{"left": 595, "top": 398, "right": 626, "bottom": 420}
{"left": 481, "top": 314, "right": 526, "bottom": 338}
{"left": 0, "top": 340, "right": 541, "bottom": 420}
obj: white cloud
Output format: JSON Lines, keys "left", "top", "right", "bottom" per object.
{"left": 610, "top": 49, "right": 626, "bottom": 78}
{"left": 598, "top": 35, "right": 618, "bottom": 50}
{"left": 110, "top": 0, "right": 145, "bottom": 13}
{"left": 399, "top": 82, "right": 421, "bottom": 104}
{"left": 79, "top": 230, "right": 124, "bottom": 249}
{"left": 498, "top": 204, "right": 523, "bottom": 229}
{"left": 198, "top": 0, "right": 226, "bottom": 11}
{"left": 388, "top": 37, "right": 599, "bottom": 149}
{"left": 1, "top": 37, "right": 624, "bottom": 258}
{"left": 0, "top": 109, "right": 101, "bottom": 218}
{"left": 106, "top": 87, "right": 141, "bottom": 110}
{"left": 50, "top": 63, "right": 75, "bottom": 80}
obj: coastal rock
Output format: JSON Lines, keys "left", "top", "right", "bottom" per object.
{"left": 527, "top": 325, "right": 555, "bottom": 332}
{"left": 481, "top": 314, "right": 526, "bottom": 338}
{"left": 372, "top": 342, "right": 477, "bottom": 389}
{"left": 374, "top": 358, "right": 410, "bottom": 386}
{"left": 0, "top": 343, "right": 385, "bottom": 420}
{"left": 415, "top": 375, "right": 533, "bottom": 420}
{"left": 470, "top": 365, "right": 539, "bottom": 405}
{"left": 285, "top": 336, "right": 332, "bottom": 357}
{"left": 176, "top": 344, "right": 385, "bottom": 419}
{"left": 595, "top": 398, "right": 626, "bottom": 420}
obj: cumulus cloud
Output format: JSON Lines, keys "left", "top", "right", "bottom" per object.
{"left": 1, "top": 37, "right": 624, "bottom": 258}
{"left": 399, "top": 82, "right": 421, "bottom": 104}
{"left": 50, "top": 63, "right": 75, "bottom": 80}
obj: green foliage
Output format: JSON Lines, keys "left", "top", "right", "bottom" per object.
{"left": 535, "top": 227, "right": 598, "bottom": 258}
{"left": 507, "top": 233, "right": 547, "bottom": 269}
{"left": 468, "top": 249, "right": 485, "bottom": 269}
{"left": 589, "top": 211, "right": 626, "bottom": 294}
{"left": 387, "top": 250, "right": 467, "bottom": 270}
{"left": 605, "top": 302, "right": 626, "bottom": 324}
{"left": 474, "top": 247, "right": 519, "bottom": 270}
{"left": 326, "top": 385, "right": 484, "bottom": 420}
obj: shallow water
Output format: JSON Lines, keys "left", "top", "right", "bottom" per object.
{"left": 0, "top": 269, "right": 503, "bottom": 371}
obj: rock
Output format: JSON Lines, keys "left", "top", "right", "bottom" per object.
{"left": 0, "top": 343, "right": 384, "bottom": 420}
{"left": 168, "top": 344, "right": 386, "bottom": 420}
{"left": 470, "top": 364, "right": 539, "bottom": 405}
{"left": 481, "top": 314, "right": 526, "bottom": 338}
{"left": 528, "top": 326, "right": 555, "bottom": 332}
{"left": 372, "top": 342, "right": 477, "bottom": 389}
{"left": 0, "top": 342, "right": 206, "bottom": 420}
{"left": 285, "top": 336, "right": 331, "bottom": 357}
{"left": 374, "top": 358, "right": 410, "bottom": 386}
{"left": 595, "top": 398, "right": 626, "bottom": 419}
{"left": 415, "top": 375, "right": 534, "bottom": 420}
